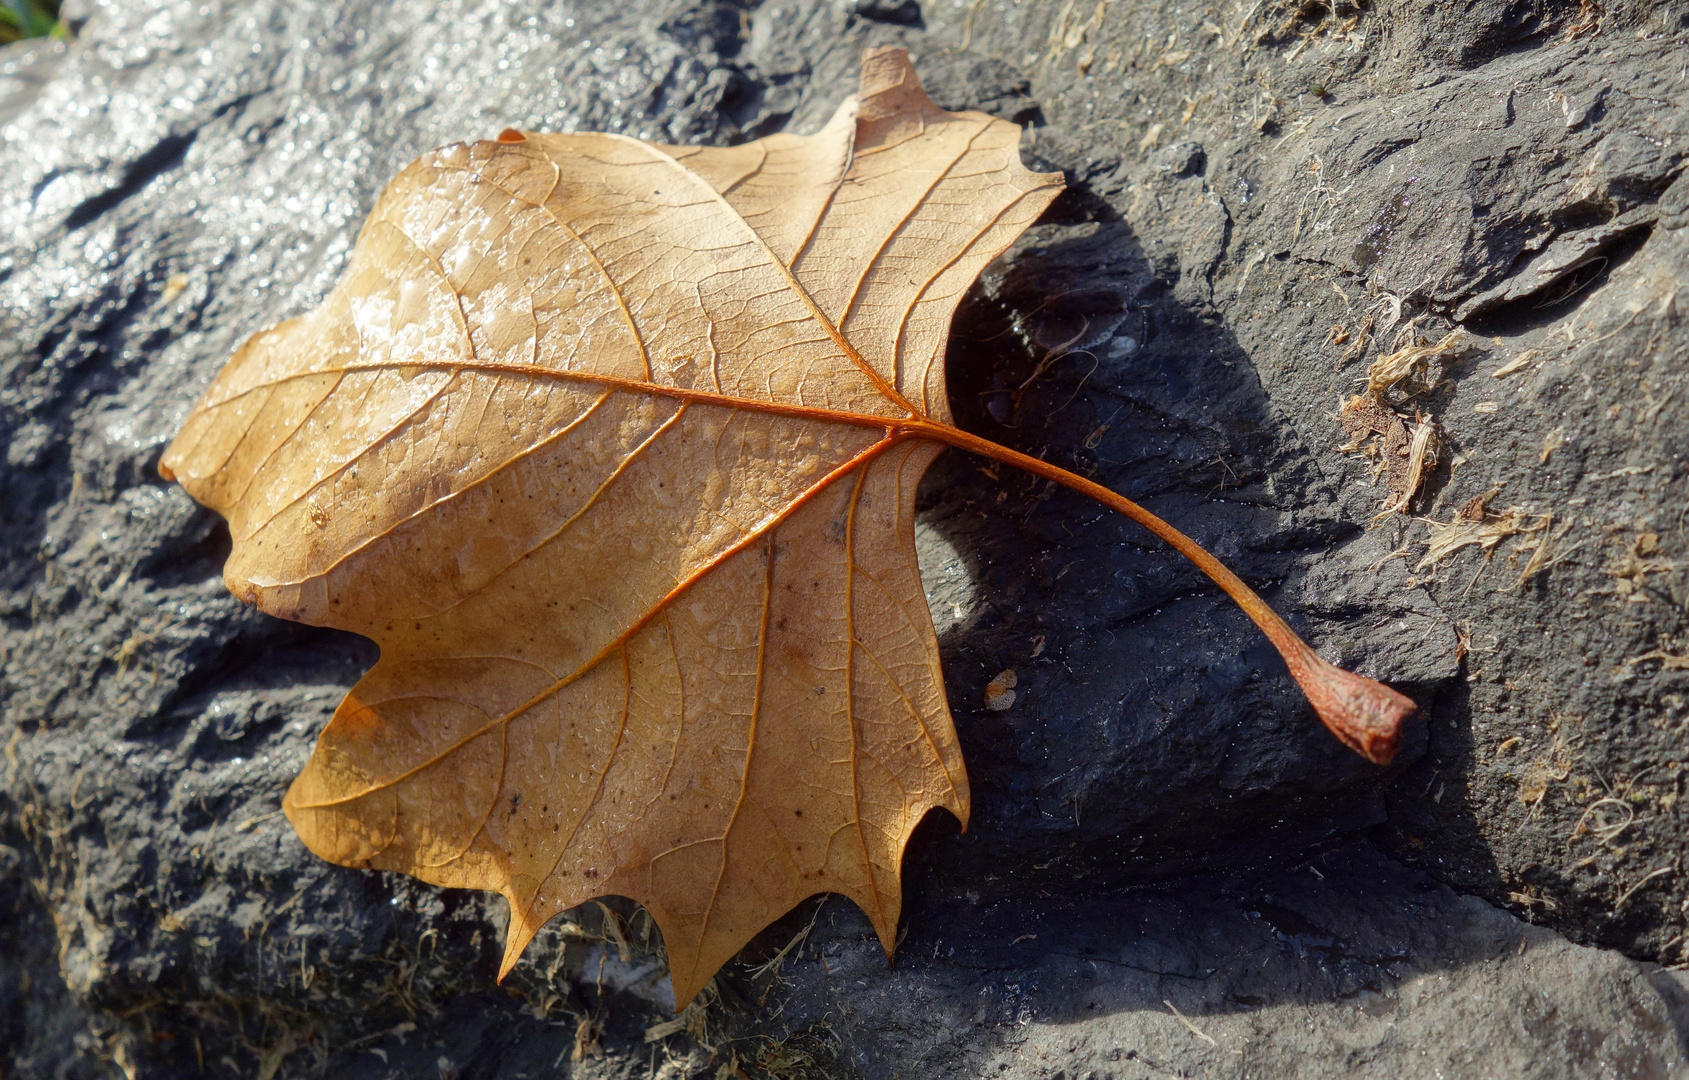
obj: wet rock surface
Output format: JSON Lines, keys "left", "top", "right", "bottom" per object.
{"left": 2, "top": 0, "right": 1687, "bottom": 1076}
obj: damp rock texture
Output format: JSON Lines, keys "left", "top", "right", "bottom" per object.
{"left": 2, "top": 0, "right": 1688, "bottom": 1076}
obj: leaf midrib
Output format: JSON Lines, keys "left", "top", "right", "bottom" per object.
{"left": 213, "top": 358, "right": 922, "bottom": 597}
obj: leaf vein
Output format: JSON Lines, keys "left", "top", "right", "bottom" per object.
{"left": 287, "top": 434, "right": 909, "bottom": 809}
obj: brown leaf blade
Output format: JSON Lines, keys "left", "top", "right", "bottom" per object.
{"left": 161, "top": 48, "right": 1061, "bottom": 1006}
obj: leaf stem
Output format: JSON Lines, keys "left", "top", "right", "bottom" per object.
{"left": 903, "top": 419, "right": 1413, "bottom": 765}
{"left": 197, "top": 349, "right": 1412, "bottom": 763}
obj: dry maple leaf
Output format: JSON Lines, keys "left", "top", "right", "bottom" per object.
{"left": 159, "top": 48, "right": 1414, "bottom": 1007}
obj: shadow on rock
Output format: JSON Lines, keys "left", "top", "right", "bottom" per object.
{"left": 909, "top": 197, "right": 1459, "bottom": 901}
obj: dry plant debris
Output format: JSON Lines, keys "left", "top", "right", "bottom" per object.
{"left": 161, "top": 272, "right": 190, "bottom": 303}
{"left": 1507, "top": 885, "right": 1559, "bottom": 913}
{"left": 1378, "top": 414, "right": 1440, "bottom": 518}
{"left": 1365, "top": 328, "right": 1475, "bottom": 398}
{"left": 1607, "top": 532, "right": 1681, "bottom": 604}
{"left": 1624, "top": 649, "right": 1689, "bottom": 673}
{"left": 1337, "top": 394, "right": 1404, "bottom": 462}
{"left": 158, "top": 49, "right": 1414, "bottom": 1008}
{"left": 1338, "top": 395, "right": 1438, "bottom": 515}
{"left": 1492, "top": 348, "right": 1541, "bottom": 378}
{"left": 1415, "top": 505, "right": 1527, "bottom": 574}
{"left": 1513, "top": 513, "right": 1582, "bottom": 589}
{"left": 1338, "top": 313, "right": 1374, "bottom": 365}
{"left": 1517, "top": 733, "right": 1576, "bottom": 810}
{"left": 1569, "top": 797, "right": 1636, "bottom": 846}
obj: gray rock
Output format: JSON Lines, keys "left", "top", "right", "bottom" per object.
{"left": 762, "top": 845, "right": 1689, "bottom": 1080}
{"left": 2, "top": 0, "right": 1687, "bottom": 1076}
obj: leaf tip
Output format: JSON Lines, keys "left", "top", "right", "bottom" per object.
{"left": 667, "top": 963, "right": 710, "bottom": 1015}
{"left": 857, "top": 46, "right": 942, "bottom": 123}
{"left": 497, "top": 899, "right": 539, "bottom": 984}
